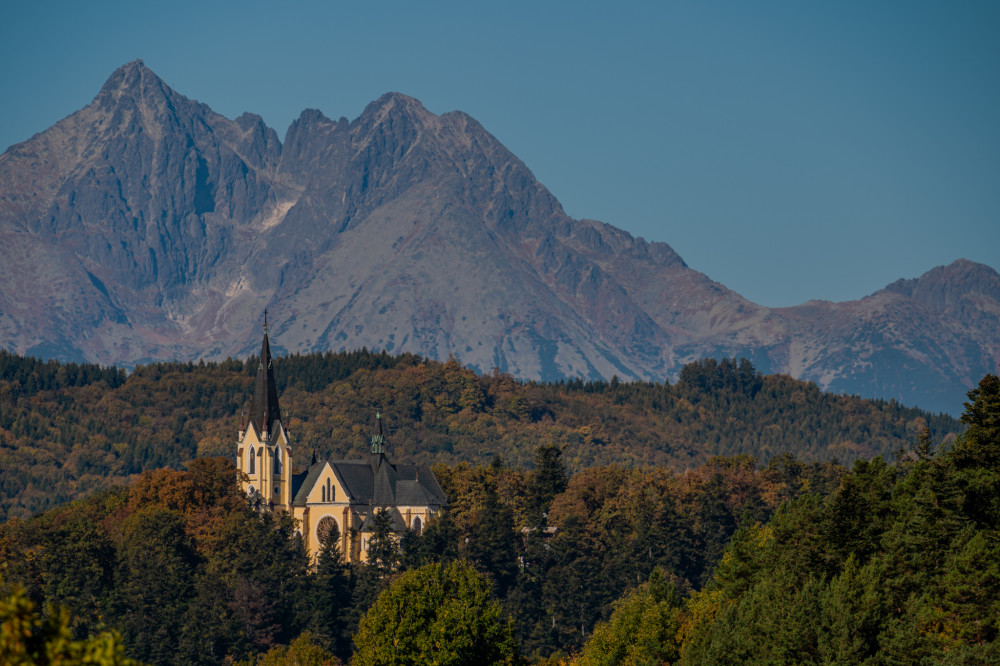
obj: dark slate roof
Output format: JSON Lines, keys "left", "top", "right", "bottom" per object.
{"left": 331, "top": 461, "right": 377, "bottom": 502}
{"left": 289, "top": 454, "right": 447, "bottom": 509}
{"left": 392, "top": 463, "right": 448, "bottom": 507}
{"left": 372, "top": 454, "right": 399, "bottom": 505}
{"left": 395, "top": 479, "right": 437, "bottom": 506}
{"left": 248, "top": 333, "right": 281, "bottom": 436}
{"left": 291, "top": 462, "right": 325, "bottom": 506}
{"left": 357, "top": 454, "right": 447, "bottom": 508}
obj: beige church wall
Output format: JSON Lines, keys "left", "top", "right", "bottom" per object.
{"left": 397, "top": 506, "right": 437, "bottom": 532}
{"left": 239, "top": 423, "right": 296, "bottom": 510}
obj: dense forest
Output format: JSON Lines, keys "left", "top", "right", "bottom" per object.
{"left": 2, "top": 374, "right": 997, "bottom": 664}
{"left": 0, "top": 348, "right": 960, "bottom": 520}
{"left": 0, "top": 444, "right": 841, "bottom": 663}
{"left": 577, "top": 373, "right": 1000, "bottom": 664}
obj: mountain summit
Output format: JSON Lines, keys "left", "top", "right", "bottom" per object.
{"left": 0, "top": 62, "right": 997, "bottom": 414}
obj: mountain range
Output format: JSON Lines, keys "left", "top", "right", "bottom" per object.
{"left": 1, "top": 60, "right": 997, "bottom": 415}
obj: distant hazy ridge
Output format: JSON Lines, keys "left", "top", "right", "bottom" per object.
{"left": 0, "top": 61, "right": 997, "bottom": 414}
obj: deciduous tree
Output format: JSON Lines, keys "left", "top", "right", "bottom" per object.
{"left": 353, "top": 560, "right": 521, "bottom": 666}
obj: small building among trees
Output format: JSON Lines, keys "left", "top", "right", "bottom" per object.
{"left": 235, "top": 321, "right": 447, "bottom": 563}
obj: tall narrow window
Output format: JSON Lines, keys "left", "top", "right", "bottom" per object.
{"left": 275, "top": 447, "right": 282, "bottom": 475}
{"left": 249, "top": 447, "right": 256, "bottom": 474}
{"left": 326, "top": 479, "right": 332, "bottom": 502}
{"left": 322, "top": 486, "right": 326, "bottom": 502}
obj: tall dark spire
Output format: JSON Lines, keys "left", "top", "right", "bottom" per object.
{"left": 248, "top": 313, "right": 281, "bottom": 436}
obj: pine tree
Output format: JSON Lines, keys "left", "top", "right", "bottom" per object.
{"left": 528, "top": 444, "right": 567, "bottom": 525}
{"left": 307, "top": 521, "right": 352, "bottom": 659}
{"left": 465, "top": 482, "right": 519, "bottom": 596}
{"left": 364, "top": 508, "right": 399, "bottom": 578}
{"left": 951, "top": 374, "right": 1000, "bottom": 528}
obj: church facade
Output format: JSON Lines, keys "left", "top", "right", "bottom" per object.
{"left": 235, "top": 326, "right": 447, "bottom": 563}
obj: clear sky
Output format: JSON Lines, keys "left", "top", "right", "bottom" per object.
{"left": 2, "top": 1, "right": 997, "bottom": 307}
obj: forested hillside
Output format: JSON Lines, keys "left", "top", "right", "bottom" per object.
{"left": 2, "top": 374, "right": 997, "bottom": 663}
{"left": 0, "top": 349, "right": 960, "bottom": 520}
{"left": 577, "top": 374, "right": 1000, "bottom": 664}
{"left": 0, "top": 447, "right": 841, "bottom": 663}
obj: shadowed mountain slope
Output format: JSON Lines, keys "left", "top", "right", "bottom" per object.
{"left": 1, "top": 61, "right": 997, "bottom": 414}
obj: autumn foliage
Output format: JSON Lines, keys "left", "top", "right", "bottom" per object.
{"left": 0, "top": 349, "right": 959, "bottom": 520}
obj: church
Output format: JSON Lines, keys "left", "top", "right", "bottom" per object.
{"left": 235, "top": 323, "right": 447, "bottom": 563}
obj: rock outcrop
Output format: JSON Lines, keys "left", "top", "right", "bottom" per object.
{"left": 1, "top": 61, "right": 997, "bottom": 414}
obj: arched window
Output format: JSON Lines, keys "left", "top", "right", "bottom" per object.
{"left": 321, "top": 486, "right": 326, "bottom": 502}
{"left": 412, "top": 516, "right": 422, "bottom": 534}
{"left": 248, "top": 447, "right": 255, "bottom": 474}
{"left": 275, "top": 447, "right": 282, "bottom": 475}
{"left": 316, "top": 516, "right": 338, "bottom": 547}
{"left": 327, "top": 479, "right": 333, "bottom": 502}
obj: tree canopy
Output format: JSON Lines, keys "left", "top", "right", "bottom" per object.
{"left": 353, "top": 560, "right": 521, "bottom": 666}
{"left": 577, "top": 373, "right": 1000, "bottom": 664}
{"left": 0, "top": 581, "right": 143, "bottom": 666}
{"left": 0, "top": 349, "right": 960, "bottom": 520}
{"left": 1, "top": 345, "right": 993, "bottom": 664}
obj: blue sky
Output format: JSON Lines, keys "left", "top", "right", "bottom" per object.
{"left": 2, "top": 1, "right": 997, "bottom": 307}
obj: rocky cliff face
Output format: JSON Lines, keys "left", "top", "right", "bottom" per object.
{"left": 1, "top": 61, "right": 997, "bottom": 414}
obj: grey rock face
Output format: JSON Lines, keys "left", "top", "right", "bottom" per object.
{"left": 1, "top": 61, "right": 997, "bottom": 414}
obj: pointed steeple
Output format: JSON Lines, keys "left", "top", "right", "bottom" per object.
{"left": 248, "top": 311, "right": 282, "bottom": 437}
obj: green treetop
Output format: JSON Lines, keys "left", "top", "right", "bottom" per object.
{"left": 352, "top": 560, "right": 521, "bottom": 666}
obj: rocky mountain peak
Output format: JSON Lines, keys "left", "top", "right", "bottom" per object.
{"left": 0, "top": 61, "right": 997, "bottom": 415}
{"left": 930, "top": 259, "right": 1000, "bottom": 293}
{"left": 294, "top": 107, "right": 336, "bottom": 126}
{"left": 883, "top": 259, "right": 1000, "bottom": 313}
{"left": 361, "top": 92, "right": 435, "bottom": 126}
{"left": 95, "top": 59, "right": 173, "bottom": 109}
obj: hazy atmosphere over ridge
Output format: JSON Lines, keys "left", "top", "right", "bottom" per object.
{"left": 0, "top": 59, "right": 998, "bottom": 416}
{"left": 1, "top": 0, "right": 997, "bottom": 307}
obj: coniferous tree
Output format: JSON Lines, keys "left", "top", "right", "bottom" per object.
{"left": 111, "top": 507, "right": 198, "bottom": 665}
{"left": 363, "top": 508, "right": 399, "bottom": 578}
{"left": 527, "top": 444, "right": 567, "bottom": 525}
{"left": 305, "top": 520, "right": 352, "bottom": 659}
{"left": 397, "top": 509, "right": 461, "bottom": 572}
{"left": 952, "top": 374, "right": 1000, "bottom": 528}
{"left": 465, "top": 482, "right": 519, "bottom": 596}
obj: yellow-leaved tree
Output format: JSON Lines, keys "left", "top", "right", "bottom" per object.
{"left": 0, "top": 581, "right": 143, "bottom": 665}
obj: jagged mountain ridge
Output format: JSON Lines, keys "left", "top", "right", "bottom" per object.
{"left": 0, "top": 61, "right": 997, "bottom": 414}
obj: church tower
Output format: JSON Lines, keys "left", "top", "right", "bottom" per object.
{"left": 237, "top": 312, "right": 293, "bottom": 509}
{"left": 232, "top": 314, "right": 447, "bottom": 563}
